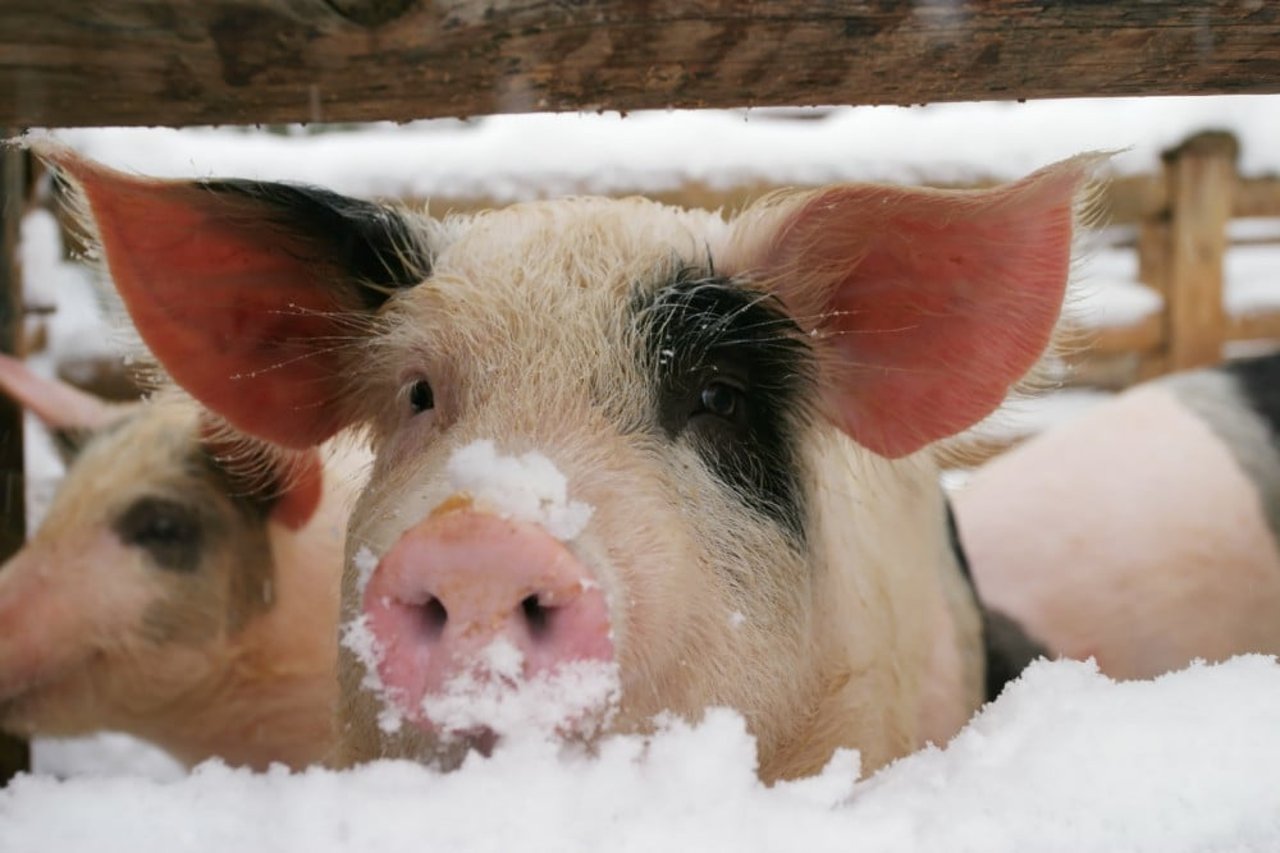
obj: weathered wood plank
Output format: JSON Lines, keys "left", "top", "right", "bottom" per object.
{"left": 0, "top": 139, "right": 29, "bottom": 785}
{"left": 1235, "top": 175, "right": 1280, "bottom": 218}
{"left": 2, "top": 1, "right": 1279, "bottom": 129}
{"left": 1230, "top": 309, "right": 1280, "bottom": 342}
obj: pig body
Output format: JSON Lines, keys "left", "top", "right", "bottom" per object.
{"left": 44, "top": 146, "right": 1092, "bottom": 780}
{"left": 0, "top": 359, "right": 366, "bottom": 769}
{"left": 955, "top": 353, "right": 1280, "bottom": 681}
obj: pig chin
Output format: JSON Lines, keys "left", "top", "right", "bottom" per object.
{"left": 0, "top": 658, "right": 99, "bottom": 737}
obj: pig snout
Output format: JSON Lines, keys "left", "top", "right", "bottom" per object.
{"left": 362, "top": 508, "right": 614, "bottom": 731}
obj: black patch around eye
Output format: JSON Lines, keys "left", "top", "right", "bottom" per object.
{"left": 198, "top": 179, "right": 432, "bottom": 309}
{"left": 114, "top": 497, "right": 203, "bottom": 573}
{"left": 638, "top": 269, "right": 814, "bottom": 543}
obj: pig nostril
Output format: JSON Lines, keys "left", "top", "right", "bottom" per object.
{"left": 521, "top": 594, "right": 553, "bottom": 638}
{"left": 417, "top": 597, "right": 448, "bottom": 640}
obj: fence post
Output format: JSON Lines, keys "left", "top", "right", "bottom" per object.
{"left": 0, "top": 138, "right": 29, "bottom": 784}
{"left": 1134, "top": 218, "right": 1172, "bottom": 380}
{"left": 1162, "top": 131, "right": 1238, "bottom": 372}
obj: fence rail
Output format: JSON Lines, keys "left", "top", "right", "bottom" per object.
{"left": 4, "top": 1, "right": 1280, "bottom": 128}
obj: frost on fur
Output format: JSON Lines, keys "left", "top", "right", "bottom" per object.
{"left": 421, "top": 638, "right": 621, "bottom": 741}
{"left": 339, "top": 612, "right": 405, "bottom": 735}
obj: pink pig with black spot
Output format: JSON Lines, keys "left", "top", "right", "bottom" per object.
{"left": 40, "top": 142, "right": 1096, "bottom": 781}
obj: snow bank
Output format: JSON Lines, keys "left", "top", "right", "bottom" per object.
{"left": 1226, "top": 244, "right": 1280, "bottom": 317}
{"left": 30, "top": 734, "right": 184, "bottom": 782}
{"left": 3, "top": 656, "right": 1278, "bottom": 852}
{"left": 42, "top": 95, "right": 1280, "bottom": 204}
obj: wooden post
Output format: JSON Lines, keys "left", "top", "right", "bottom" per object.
{"left": 1134, "top": 218, "right": 1172, "bottom": 381}
{"left": 0, "top": 137, "right": 29, "bottom": 784}
{"left": 1162, "top": 131, "right": 1238, "bottom": 372}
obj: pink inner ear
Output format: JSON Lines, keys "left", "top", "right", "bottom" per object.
{"left": 773, "top": 158, "right": 1089, "bottom": 458}
{"left": 52, "top": 152, "right": 350, "bottom": 450}
{"left": 0, "top": 353, "right": 118, "bottom": 430}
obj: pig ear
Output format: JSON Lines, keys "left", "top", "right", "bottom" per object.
{"left": 37, "top": 144, "right": 431, "bottom": 450}
{"left": 753, "top": 156, "right": 1098, "bottom": 458}
{"left": 0, "top": 353, "right": 122, "bottom": 430}
{"left": 198, "top": 416, "right": 325, "bottom": 531}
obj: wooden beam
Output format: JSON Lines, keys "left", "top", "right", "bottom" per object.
{"left": 1229, "top": 309, "right": 1280, "bottom": 342}
{"left": 1163, "top": 131, "right": 1237, "bottom": 371}
{"left": 0, "top": 139, "right": 29, "bottom": 784}
{"left": 2, "top": 1, "right": 1280, "bottom": 128}
{"left": 1070, "top": 314, "right": 1165, "bottom": 357}
{"left": 1235, "top": 175, "right": 1280, "bottom": 218}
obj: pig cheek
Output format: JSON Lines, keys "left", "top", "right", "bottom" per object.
{"left": 584, "top": 506, "right": 708, "bottom": 718}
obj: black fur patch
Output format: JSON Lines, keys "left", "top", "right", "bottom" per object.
{"left": 1223, "top": 352, "right": 1280, "bottom": 437}
{"left": 199, "top": 179, "right": 430, "bottom": 308}
{"left": 981, "top": 607, "right": 1050, "bottom": 702}
{"left": 638, "top": 270, "right": 814, "bottom": 543}
{"left": 944, "top": 497, "right": 1049, "bottom": 702}
{"left": 946, "top": 499, "right": 972, "bottom": 583}
{"left": 113, "top": 496, "right": 204, "bottom": 573}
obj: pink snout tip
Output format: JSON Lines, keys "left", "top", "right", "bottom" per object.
{"left": 362, "top": 506, "right": 615, "bottom": 735}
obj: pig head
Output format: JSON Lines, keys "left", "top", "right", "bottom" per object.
{"left": 0, "top": 355, "right": 360, "bottom": 769}
{"left": 41, "top": 144, "right": 1094, "bottom": 780}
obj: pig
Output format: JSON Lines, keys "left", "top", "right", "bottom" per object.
{"left": 0, "top": 354, "right": 365, "bottom": 770}
{"left": 954, "top": 352, "right": 1280, "bottom": 681}
{"left": 38, "top": 143, "right": 1095, "bottom": 781}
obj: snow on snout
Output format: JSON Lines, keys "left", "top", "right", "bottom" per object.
{"left": 444, "top": 440, "right": 594, "bottom": 541}
{"left": 340, "top": 546, "right": 407, "bottom": 734}
{"left": 421, "top": 638, "right": 621, "bottom": 742}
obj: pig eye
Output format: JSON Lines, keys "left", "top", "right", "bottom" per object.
{"left": 115, "top": 497, "right": 202, "bottom": 573}
{"left": 694, "top": 379, "right": 748, "bottom": 427}
{"left": 408, "top": 379, "right": 435, "bottom": 414}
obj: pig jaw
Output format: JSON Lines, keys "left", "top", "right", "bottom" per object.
{"left": 756, "top": 432, "right": 984, "bottom": 781}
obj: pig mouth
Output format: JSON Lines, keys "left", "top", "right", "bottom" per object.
{"left": 0, "top": 684, "right": 56, "bottom": 734}
{"left": 439, "top": 725, "right": 501, "bottom": 758}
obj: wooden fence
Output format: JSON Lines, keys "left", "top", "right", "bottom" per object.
{"left": 4, "top": 0, "right": 1280, "bottom": 787}
{"left": 1070, "top": 131, "right": 1280, "bottom": 388}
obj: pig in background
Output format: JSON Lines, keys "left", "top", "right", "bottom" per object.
{"left": 0, "top": 354, "right": 365, "bottom": 770}
{"left": 955, "top": 351, "right": 1280, "bottom": 681}
{"left": 41, "top": 143, "right": 1097, "bottom": 782}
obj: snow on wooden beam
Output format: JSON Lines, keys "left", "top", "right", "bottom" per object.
{"left": 2, "top": 1, "right": 1279, "bottom": 129}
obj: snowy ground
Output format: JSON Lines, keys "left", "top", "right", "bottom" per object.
{"left": 5, "top": 658, "right": 1280, "bottom": 852}
{"left": 9, "top": 95, "right": 1280, "bottom": 849}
